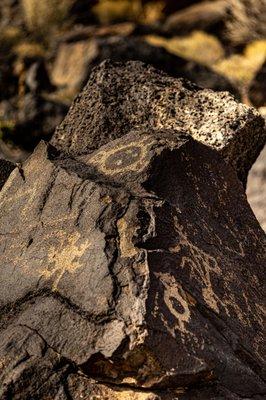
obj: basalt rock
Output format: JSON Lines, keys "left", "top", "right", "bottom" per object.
{"left": 0, "top": 0, "right": 22, "bottom": 28}
{"left": 0, "top": 55, "right": 18, "bottom": 101}
{"left": 163, "top": 0, "right": 229, "bottom": 35}
{"left": 6, "top": 93, "right": 68, "bottom": 151}
{"left": 0, "top": 158, "right": 15, "bottom": 189}
{"left": 163, "top": 0, "right": 266, "bottom": 46}
{"left": 51, "top": 60, "right": 265, "bottom": 185}
{"left": 162, "top": 0, "right": 202, "bottom": 15}
{"left": 0, "top": 130, "right": 265, "bottom": 399}
{"left": 247, "top": 145, "right": 266, "bottom": 231}
{"left": 51, "top": 36, "right": 239, "bottom": 96}
{"left": 249, "top": 59, "right": 266, "bottom": 108}
{"left": 224, "top": 0, "right": 266, "bottom": 46}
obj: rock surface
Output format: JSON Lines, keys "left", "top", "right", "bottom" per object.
{"left": 3, "top": 93, "right": 68, "bottom": 150}
{"left": 247, "top": 145, "right": 266, "bottom": 231}
{"left": 51, "top": 60, "right": 265, "bottom": 184}
{"left": 225, "top": 0, "right": 266, "bottom": 46}
{"left": 0, "top": 0, "right": 22, "bottom": 28}
{"left": 249, "top": 59, "right": 266, "bottom": 108}
{"left": 0, "top": 158, "right": 15, "bottom": 189}
{"left": 51, "top": 35, "right": 239, "bottom": 96}
{"left": 0, "top": 130, "right": 265, "bottom": 399}
{"left": 163, "top": 0, "right": 229, "bottom": 35}
{"left": 163, "top": 0, "right": 266, "bottom": 46}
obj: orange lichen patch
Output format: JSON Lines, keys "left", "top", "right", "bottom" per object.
{"left": 146, "top": 31, "right": 225, "bottom": 66}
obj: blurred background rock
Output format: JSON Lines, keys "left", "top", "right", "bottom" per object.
{"left": 0, "top": 0, "right": 265, "bottom": 228}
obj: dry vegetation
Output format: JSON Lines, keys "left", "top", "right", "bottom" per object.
{"left": 21, "top": 0, "right": 75, "bottom": 33}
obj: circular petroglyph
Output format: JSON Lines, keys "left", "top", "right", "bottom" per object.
{"left": 105, "top": 146, "right": 142, "bottom": 172}
{"left": 90, "top": 136, "right": 155, "bottom": 175}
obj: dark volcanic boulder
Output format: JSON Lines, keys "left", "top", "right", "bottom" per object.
{"left": 163, "top": 0, "right": 229, "bottom": 35}
{"left": 163, "top": 0, "right": 266, "bottom": 46}
{"left": 247, "top": 145, "right": 266, "bottom": 230}
{"left": 5, "top": 93, "right": 68, "bottom": 151}
{"left": 224, "top": 0, "right": 266, "bottom": 46}
{"left": 51, "top": 60, "right": 265, "bottom": 185}
{"left": 0, "top": 0, "right": 22, "bottom": 28}
{"left": 0, "top": 158, "right": 15, "bottom": 189}
{"left": 0, "top": 130, "right": 265, "bottom": 399}
{"left": 248, "top": 60, "right": 266, "bottom": 108}
{"left": 51, "top": 35, "right": 239, "bottom": 97}
{"left": 162, "top": 0, "right": 202, "bottom": 14}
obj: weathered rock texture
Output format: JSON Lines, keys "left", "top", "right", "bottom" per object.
{"left": 0, "top": 0, "right": 22, "bottom": 28}
{"left": 163, "top": 0, "right": 229, "bottom": 35}
{"left": 0, "top": 130, "right": 265, "bottom": 399}
{"left": 51, "top": 60, "right": 265, "bottom": 184}
{"left": 51, "top": 36, "right": 238, "bottom": 96}
{"left": 249, "top": 59, "right": 266, "bottom": 108}
{"left": 247, "top": 145, "right": 266, "bottom": 231}
{"left": 163, "top": 0, "right": 266, "bottom": 46}
{"left": 0, "top": 158, "right": 15, "bottom": 190}
{"left": 225, "top": 0, "right": 266, "bottom": 46}
{"left": 2, "top": 93, "right": 68, "bottom": 150}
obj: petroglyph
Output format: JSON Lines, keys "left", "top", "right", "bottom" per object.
{"left": 88, "top": 136, "right": 157, "bottom": 175}
{"left": 117, "top": 216, "right": 138, "bottom": 258}
{"left": 171, "top": 219, "right": 259, "bottom": 328}
{"left": 41, "top": 230, "right": 90, "bottom": 291}
{"left": 0, "top": 214, "right": 79, "bottom": 249}
{"left": 172, "top": 218, "right": 221, "bottom": 313}
{"left": 0, "top": 183, "right": 38, "bottom": 218}
{"left": 156, "top": 272, "right": 191, "bottom": 337}
{"left": 0, "top": 131, "right": 265, "bottom": 398}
